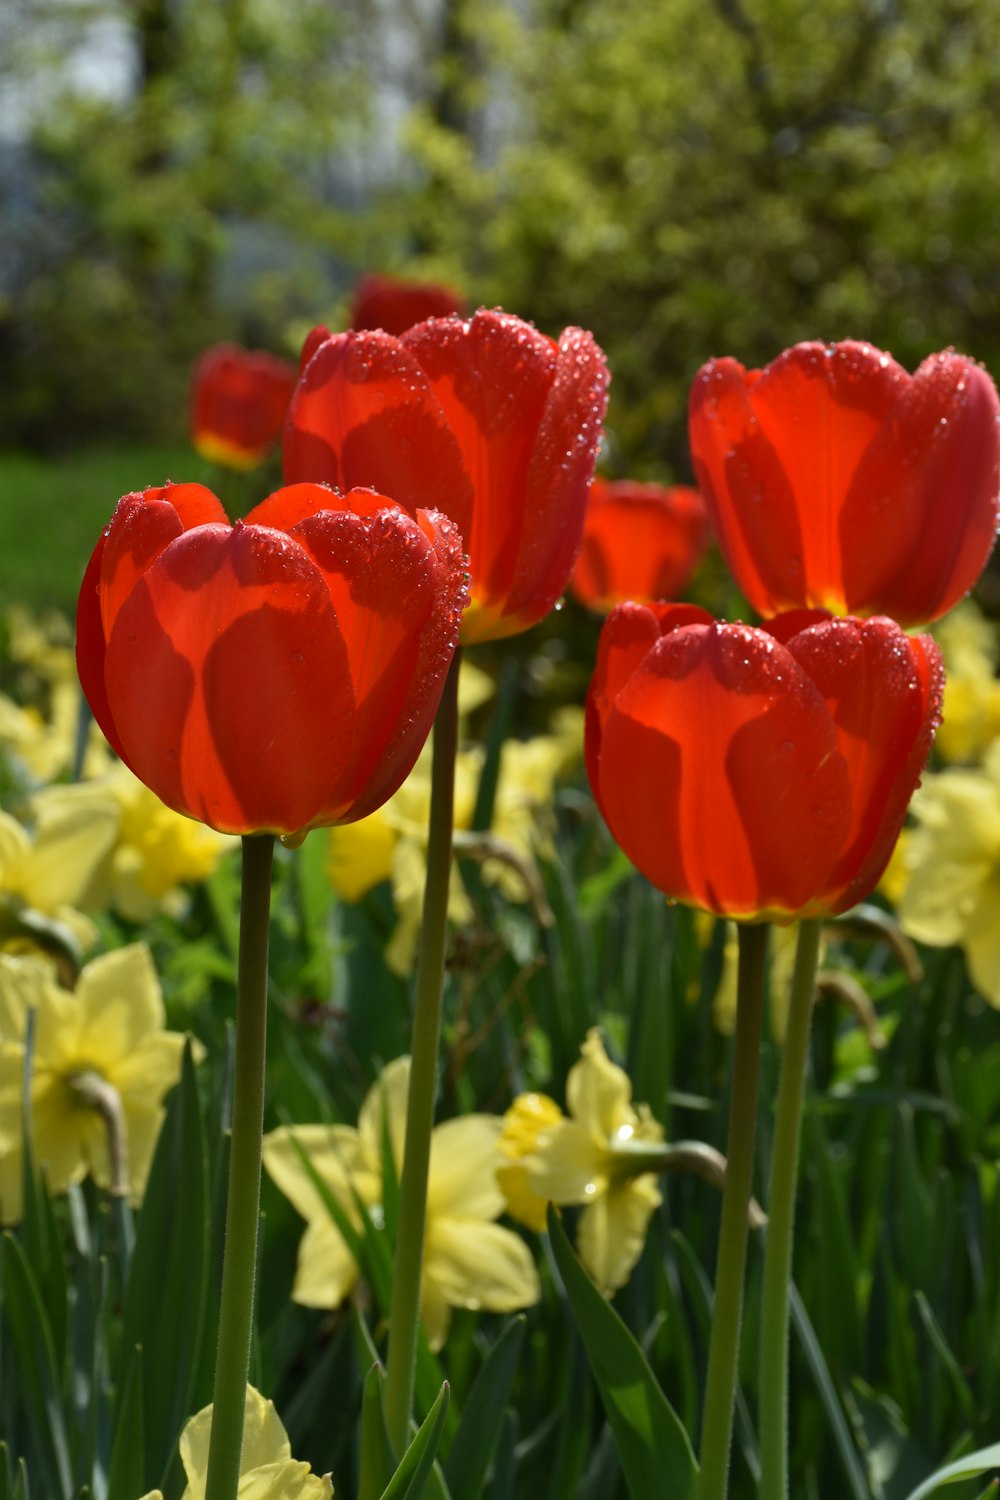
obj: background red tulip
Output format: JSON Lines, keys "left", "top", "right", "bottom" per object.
{"left": 190, "top": 344, "right": 297, "bottom": 470}
{"left": 689, "top": 341, "right": 1000, "bottom": 625}
{"left": 569, "top": 479, "right": 709, "bottom": 611}
{"left": 586, "top": 603, "right": 943, "bottom": 921}
{"left": 76, "top": 482, "right": 467, "bottom": 837}
{"left": 350, "top": 273, "right": 466, "bottom": 335}
{"left": 284, "top": 308, "right": 609, "bottom": 643}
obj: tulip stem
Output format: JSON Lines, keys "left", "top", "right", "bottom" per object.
{"left": 696, "top": 920, "right": 768, "bottom": 1500}
{"left": 758, "top": 917, "right": 822, "bottom": 1500}
{"left": 204, "top": 832, "right": 275, "bottom": 1500}
{"left": 384, "top": 648, "right": 462, "bottom": 1456}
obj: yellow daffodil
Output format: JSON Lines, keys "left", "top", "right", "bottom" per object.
{"left": 933, "top": 602, "right": 1000, "bottom": 764}
{"left": 138, "top": 1383, "right": 332, "bottom": 1499}
{"left": 0, "top": 800, "right": 115, "bottom": 954}
{"left": 0, "top": 944, "right": 195, "bottom": 1222}
{"left": 0, "top": 606, "right": 110, "bottom": 783}
{"left": 30, "top": 764, "right": 235, "bottom": 923}
{"left": 263, "top": 1057, "right": 540, "bottom": 1349}
{"left": 895, "top": 743, "right": 1000, "bottom": 1006}
{"left": 498, "top": 1029, "right": 665, "bottom": 1295}
{"left": 326, "top": 700, "right": 582, "bottom": 974}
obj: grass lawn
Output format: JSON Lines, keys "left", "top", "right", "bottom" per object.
{"left": 0, "top": 444, "right": 208, "bottom": 614}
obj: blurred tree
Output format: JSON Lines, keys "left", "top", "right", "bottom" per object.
{"left": 0, "top": 0, "right": 364, "bottom": 446}
{"left": 387, "top": 0, "right": 1000, "bottom": 477}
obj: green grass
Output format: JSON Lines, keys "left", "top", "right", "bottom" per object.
{"left": 0, "top": 445, "right": 206, "bottom": 613}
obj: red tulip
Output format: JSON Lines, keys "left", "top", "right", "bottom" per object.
{"left": 569, "top": 479, "right": 709, "bottom": 611}
{"left": 586, "top": 604, "right": 943, "bottom": 921}
{"left": 76, "top": 482, "right": 467, "bottom": 837}
{"left": 351, "top": 273, "right": 466, "bottom": 336}
{"left": 284, "top": 308, "right": 609, "bottom": 643}
{"left": 190, "top": 343, "right": 297, "bottom": 470}
{"left": 689, "top": 341, "right": 1000, "bottom": 625}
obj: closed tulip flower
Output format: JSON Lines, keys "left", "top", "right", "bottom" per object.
{"left": 586, "top": 603, "right": 943, "bottom": 921}
{"left": 689, "top": 341, "right": 1000, "bottom": 625}
{"left": 190, "top": 343, "right": 297, "bottom": 470}
{"left": 569, "top": 478, "right": 709, "bottom": 611}
{"left": 284, "top": 308, "right": 609, "bottom": 642}
{"left": 76, "top": 482, "right": 467, "bottom": 837}
{"left": 351, "top": 272, "right": 466, "bottom": 335}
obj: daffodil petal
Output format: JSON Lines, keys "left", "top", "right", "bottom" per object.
{"left": 577, "top": 1176, "right": 662, "bottom": 1295}
{"left": 180, "top": 1386, "right": 290, "bottom": 1489}
{"left": 566, "top": 1029, "right": 637, "bottom": 1141}
{"left": 74, "top": 944, "right": 165, "bottom": 1062}
{"left": 524, "top": 1119, "right": 608, "bottom": 1204}
{"left": 262, "top": 1123, "right": 372, "bottom": 1223}
{"left": 428, "top": 1115, "right": 506, "bottom": 1218}
{"left": 358, "top": 1056, "right": 409, "bottom": 1175}
{"left": 292, "top": 1217, "right": 362, "bottom": 1309}
{"left": 425, "top": 1217, "right": 541, "bottom": 1316}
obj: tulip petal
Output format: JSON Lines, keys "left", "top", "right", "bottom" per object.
{"left": 104, "top": 523, "right": 357, "bottom": 834}
{"left": 283, "top": 329, "right": 473, "bottom": 521}
{"left": 402, "top": 310, "right": 557, "bottom": 629}
{"left": 595, "top": 621, "right": 853, "bottom": 918}
{"left": 571, "top": 481, "right": 708, "bottom": 610}
{"left": 690, "top": 344, "right": 909, "bottom": 614}
{"left": 585, "top": 602, "right": 713, "bottom": 823}
{"left": 774, "top": 615, "right": 944, "bottom": 912}
{"left": 507, "top": 327, "right": 611, "bottom": 633}
{"left": 841, "top": 353, "right": 1000, "bottom": 622}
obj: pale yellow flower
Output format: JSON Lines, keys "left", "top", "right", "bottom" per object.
{"left": 0, "top": 801, "right": 116, "bottom": 953}
{"left": 0, "top": 944, "right": 196, "bottom": 1222}
{"left": 263, "top": 1057, "right": 540, "bottom": 1349}
{"left": 498, "top": 1029, "right": 665, "bottom": 1295}
{"left": 30, "top": 764, "right": 234, "bottom": 922}
{"left": 895, "top": 743, "right": 1000, "bottom": 1006}
{"left": 0, "top": 607, "right": 110, "bottom": 782}
{"left": 933, "top": 602, "right": 1000, "bottom": 764}
{"left": 138, "top": 1383, "right": 332, "bottom": 1500}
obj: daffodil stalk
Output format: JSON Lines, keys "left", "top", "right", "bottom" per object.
{"left": 758, "top": 917, "right": 823, "bottom": 1500}
{"left": 384, "top": 649, "right": 462, "bottom": 1455}
{"left": 696, "top": 921, "right": 768, "bottom": 1500}
{"left": 204, "top": 832, "right": 275, "bottom": 1500}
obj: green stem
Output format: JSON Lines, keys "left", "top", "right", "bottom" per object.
{"left": 204, "top": 833, "right": 275, "bottom": 1500}
{"left": 383, "top": 649, "right": 461, "bottom": 1455}
{"left": 759, "top": 917, "right": 822, "bottom": 1500}
{"left": 696, "top": 921, "right": 768, "bottom": 1500}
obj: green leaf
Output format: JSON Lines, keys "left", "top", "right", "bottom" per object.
{"left": 488, "top": 1410, "right": 519, "bottom": 1500}
{"left": 546, "top": 1205, "right": 698, "bottom": 1500}
{"left": 1, "top": 1234, "right": 73, "bottom": 1500}
{"left": 359, "top": 1361, "right": 395, "bottom": 1500}
{"left": 118, "top": 1041, "right": 209, "bottom": 1491}
{"left": 106, "top": 1346, "right": 144, "bottom": 1500}
{"left": 443, "top": 1317, "right": 525, "bottom": 1500}
{"left": 379, "top": 1381, "right": 451, "bottom": 1500}
{"left": 901, "top": 1441, "right": 1000, "bottom": 1500}
{"left": 789, "top": 1286, "right": 869, "bottom": 1500}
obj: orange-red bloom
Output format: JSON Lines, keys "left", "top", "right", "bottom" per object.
{"left": 76, "top": 483, "right": 467, "bottom": 837}
{"left": 284, "top": 309, "right": 609, "bottom": 643}
{"left": 190, "top": 344, "right": 297, "bottom": 470}
{"left": 586, "top": 604, "right": 943, "bottom": 921}
{"left": 689, "top": 341, "right": 1000, "bottom": 625}
{"left": 569, "top": 479, "right": 709, "bottom": 611}
{"left": 350, "top": 273, "right": 466, "bottom": 336}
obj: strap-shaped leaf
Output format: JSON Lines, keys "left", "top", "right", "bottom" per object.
{"left": 547, "top": 1205, "right": 697, "bottom": 1500}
